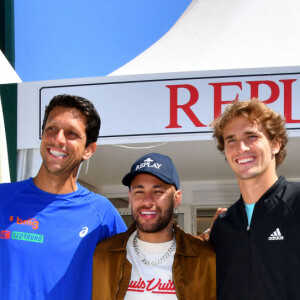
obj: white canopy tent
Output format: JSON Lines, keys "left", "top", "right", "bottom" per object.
{"left": 112, "top": 0, "right": 300, "bottom": 75}
{"left": 0, "top": 50, "right": 21, "bottom": 183}
{"left": 0, "top": 50, "right": 21, "bottom": 84}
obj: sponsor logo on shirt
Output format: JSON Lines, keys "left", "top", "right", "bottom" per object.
{"left": 10, "top": 215, "right": 39, "bottom": 230}
{"left": 11, "top": 231, "right": 44, "bottom": 243}
{"left": 128, "top": 278, "right": 176, "bottom": 294}
{"left": 268, "top": 228, "right": 284, "bottom": 240}
{"left": 0, "top": 230, "right": 11, "bottom": 239}
{"left": 79, "top": 226, "right": 89, "bottom": 237}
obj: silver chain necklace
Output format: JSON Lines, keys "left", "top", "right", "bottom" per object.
{"left": 133, "top": 231, "right": 176, "bottom": 266}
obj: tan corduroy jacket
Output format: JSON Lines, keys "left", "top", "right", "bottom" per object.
{"left": 93, "top": 224, "right": 216, "bottom": 300}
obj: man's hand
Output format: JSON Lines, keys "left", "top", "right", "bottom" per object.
{"left": 210, "top": 207, "right": 227, "bottom": 228}
{"left": 199, "top": 208, "right": 227, "bottom": 240}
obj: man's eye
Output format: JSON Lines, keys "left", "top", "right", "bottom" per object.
{"left": 46, "top": 127, "right": 56, "bottom": 134}
{"left": 66, "top": 131, "right": 79, "bottom": 139}
{"left": 134, "top": 190, "right": 143, "bottom": 195}
{"left": 248, "top": 135, "right": 257, "bottom": 139}
{"left": 227, "top": 139, "right": 236, "bottom": 144}
{"left": 154, "top": 190, "right": 164, "bottom": 194}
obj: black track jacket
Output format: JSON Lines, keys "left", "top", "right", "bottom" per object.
{"left": 210, "top": 176, "right": 300, "bottom": 300}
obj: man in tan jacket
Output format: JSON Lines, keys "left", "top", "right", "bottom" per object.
{"left": 93, "top": 153, "right": 216, "bottom": 300}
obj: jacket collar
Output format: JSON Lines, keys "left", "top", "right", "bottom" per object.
{"left": 259, "top": 176, "right": 287, "bottom": 202}
{"left": 174, "top": 223, "right": 200, "bottom": 257}
{"left": 238, "top": 176, "right": 288, "bottom": 215}
{"left": 238, "top": 176, "right": 287, "bottom": 205}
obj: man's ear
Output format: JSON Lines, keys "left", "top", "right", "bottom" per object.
{"left": 174, "top": 190, "right": 182, "bottom": 209}
{"left": 83, "top": 142, "right": 97, "bottom": 161}
{"left": 272, "top": 139, "right": 281, "bottom": 155}
{"left": 128, "top": 190, "right": 132, "bottom": 208}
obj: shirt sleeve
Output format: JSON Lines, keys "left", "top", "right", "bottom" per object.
{"left": 96, "top": 199, "right": 127, "bottom": 243}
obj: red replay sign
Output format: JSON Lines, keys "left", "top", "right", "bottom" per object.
{"left": 17, "top": 67, "right": 300, "bottom": 148}
{"left": 166, "top": 79, "right": 299, "bottom": 129}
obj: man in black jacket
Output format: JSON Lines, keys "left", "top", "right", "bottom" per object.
{"left": 209, "top": 99, "right": 300, "bottom": 300}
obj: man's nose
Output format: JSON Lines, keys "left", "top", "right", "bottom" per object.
{"left": 55, "top": 129, "right": 66, "bottom": 145}
{"left": 142, "top": 194, "right": 155, "bottom": 207}
{"left": 237, "top": 140, "right": 249, "bottom": 152}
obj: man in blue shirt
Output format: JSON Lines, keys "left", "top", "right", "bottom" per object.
{"left": 0, "top": 94, "right": 127, "bottom": 299}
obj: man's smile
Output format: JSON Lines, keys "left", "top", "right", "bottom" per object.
{"left": 236, "top": 156, "right": 255, "bottom": 164}
{"left": 48, "top": 148, "right": 68, "bottom": 159}
{"left": 140, "top": 210, "right": 158, "bottom": 219}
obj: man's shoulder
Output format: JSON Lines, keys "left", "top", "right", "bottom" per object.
{"left": 214, "top": 200, "right": 240, "bottom": 222}
{"left": 209, "top": 201, "right": 241, "bottom": 240}
{"left": 94, "top": 230, "right": 130, "bottom": 254}
{"left": 175, "top": 226, "right": 215, "bottom": 255}
{"left": 0, "top": 179, "right": 31, "bottom": 194}
{"left": 285, "top": 180, "right": 300, "bottom": 192}
{"left": 183, "top": 231, "right": 215, "bottom": 249}
{"left": 281, "top": 180, "right": 300, "bottom": 211}
{"left": 77, "top": 184, "right": 112, "bottom": 206}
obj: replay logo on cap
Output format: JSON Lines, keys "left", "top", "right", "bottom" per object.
{"left": 122, "top": 153, "right": 180, "bottom": 190}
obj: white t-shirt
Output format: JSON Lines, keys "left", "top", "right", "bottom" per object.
{"left": 124, "top": 231, "right": 178, "bottom": 300}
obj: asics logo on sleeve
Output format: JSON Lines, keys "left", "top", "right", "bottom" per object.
{"left": 79, "top": 226, "right": 88, "bottom": 237}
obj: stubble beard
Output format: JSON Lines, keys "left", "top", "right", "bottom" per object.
{"left": 132, "top": 202, "right": 174, "bottom": 233}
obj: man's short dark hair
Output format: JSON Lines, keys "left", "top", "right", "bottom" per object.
{"left": 42, "top": 94, "right": 101, "bottom": 146}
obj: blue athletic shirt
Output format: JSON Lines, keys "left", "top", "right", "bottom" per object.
{"left": 0, "top": 178, "right": 127, "bottom": 299}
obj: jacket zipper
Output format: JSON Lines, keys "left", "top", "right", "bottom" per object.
{"left": 247, "top": 225, "right": 251, "bottom": 300}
